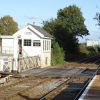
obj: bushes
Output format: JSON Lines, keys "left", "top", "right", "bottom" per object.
{"left": 79, "top": 43, "right": 100, "bottom": 55}
{"left": 87, "top": 47, "right": 96, "bottom": 54}
{"left": 79, "top": 44, "right": 89, "bottom": 55}
{"left": 51, "top": 41, "right": 64, "bottom": 65}
{"left": 87, "top": 46, "right": 100, "bottom": 55}
{"left": 51, "top": 42, "right": 100, "bottom": 66}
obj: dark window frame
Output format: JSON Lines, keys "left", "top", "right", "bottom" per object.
{"left": 24, "top": 39, "right": 31, "bottom": 46}
{"left": 33, "top": 40, "right": 41, "bottom": 46}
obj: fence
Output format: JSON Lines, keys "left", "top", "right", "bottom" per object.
{"left": 0, "top": 56, "right": 41, "bottom": 72}
{"left": 18, "top": 56, "right": 41, "bottom": 72}
{"left": 0, "top": 58, "right": 13, "bottom": 72}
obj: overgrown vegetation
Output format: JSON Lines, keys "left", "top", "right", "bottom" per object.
{"left": 79, "top": 43, "right": 89, "bottom": 55}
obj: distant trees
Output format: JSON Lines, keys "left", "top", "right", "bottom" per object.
{"left": 0, "top": 15, "right": 18, "bottom": 35}
{"left": 43, "top": 5, "right": 89, "bottom": 61}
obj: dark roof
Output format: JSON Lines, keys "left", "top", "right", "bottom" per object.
{"left": 32, "top": 25, "right": 52, "bottom": 38}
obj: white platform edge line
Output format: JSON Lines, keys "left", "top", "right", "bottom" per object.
{"left": 78, "top": 75, "right": 97, "bottom": 100}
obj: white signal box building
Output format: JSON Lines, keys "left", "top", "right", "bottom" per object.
{"left": 0, "top": 25, "right": 52, "bottom": 72}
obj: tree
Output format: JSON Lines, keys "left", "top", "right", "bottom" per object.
{"left": 94, "top": 13, "right": 100, "bottom": 26}
{"left": 0, "top": 15, "right": 18, "bottom": 35}
{"left": 43, "top": 5, "right": 89, "bottom": 55}
{"left": 57, "top": 5, "right": 89, "bottom": 36}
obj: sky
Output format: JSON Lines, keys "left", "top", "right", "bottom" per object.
{"left": 0, "top": 0, "right": 100, "bottom": 42}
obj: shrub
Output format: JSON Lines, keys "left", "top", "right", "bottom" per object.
{"left": 87, "top": 46, "right": 99, "bottom": 55}
{"left": 79, "top": 43, "right": 89, "bottom": 55}
{"left": 51, "top": 41, "right": 64, "bottom": 65}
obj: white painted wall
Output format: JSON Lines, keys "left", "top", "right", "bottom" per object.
{"left": 86, "top": 40, "right": 99, "bottom": 47}
{"left": 16, "top": 28, "right": 42, "bottom": 57}
{"left": 41, "top": 52, "right": 51, "bottom": 67}
{"left": 2, "top": 38, "right": 14, "bottom": 54}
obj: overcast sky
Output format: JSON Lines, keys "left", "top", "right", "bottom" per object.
{"left": 0, "top": 0, "right": 100, "bottom": 42}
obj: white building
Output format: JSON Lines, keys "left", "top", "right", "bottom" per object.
{"left": 86, "top": 39, "right": 99, "bottom": 47}
{"left": 0, "top": 25, "right": 52, "bottom": 72}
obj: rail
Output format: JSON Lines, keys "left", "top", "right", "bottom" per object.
{"left": 39, "top": 56, "right": 100, "bottom": 100}
{"left": 79, "top": 54, "right": 100, "bottom": 63}
{"left": 9, "top": 78, "right": 51, "bottom": 99}
{"left": 40, "top": 77, "right": 70, "bottom": 100}
{"left": 73, "top": 66, "right": 100, "bottom": 100}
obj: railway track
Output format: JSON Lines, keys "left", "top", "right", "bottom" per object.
{"left": 74, "top": 66, "right": 100, "bottom": 100}
{"left": 0, "top": 76, "right": 55, "bottom": 100}
{"left": 0, "top": 55, "right": 100, "bottom": 100}
{"left": 79, "top": 54, "right": 100, "bottom": 63}
{"left": 39, "top": 55, "right": 100, "bottom": 100}
{"left": 39, "top": 70, "right": 97, "bottom": 100}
